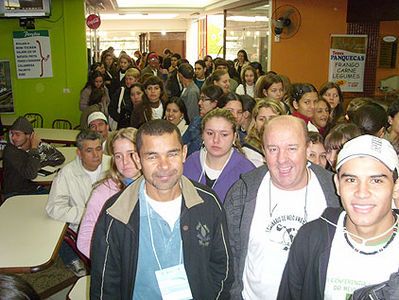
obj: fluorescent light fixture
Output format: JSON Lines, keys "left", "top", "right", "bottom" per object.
{"left": 100, "top": 14, "right": 179, "bottom": 20}
{"left": 116, "top": 0, "right": 215, "bottom": 7}
{"left": 227, "top": 16, "right": 269, "bottom": 22}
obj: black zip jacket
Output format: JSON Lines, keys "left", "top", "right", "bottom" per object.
{"left": 90, "top": 175, "right": 233, "bottom": 299}
{"left": 277, "top": 207, "right": 343, "bottom": 299}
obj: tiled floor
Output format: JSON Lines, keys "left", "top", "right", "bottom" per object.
{"left": 44, "top": 285, "right": 73, "bottom": 300}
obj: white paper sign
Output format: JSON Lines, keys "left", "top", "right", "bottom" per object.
{"left": 13, "top": 30, "right": 53, "bottom": 79}
{"left": 328, "top": 34, "right": 367, "bottom": 92}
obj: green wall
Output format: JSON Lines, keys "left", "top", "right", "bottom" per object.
{"left": 0, "top": 0, "right": 87, "bottom": 128}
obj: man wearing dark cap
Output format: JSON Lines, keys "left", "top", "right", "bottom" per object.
{"left": 141, "top": 52, "right": 163, "bottom": 79}
{"left": 3, "top": 116, "right": 65, "bottom": 200}
{"left": 178, "top": 63, "right": 200, "bottom": 121}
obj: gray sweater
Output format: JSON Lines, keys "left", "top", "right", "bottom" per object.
{"left": 223, "top": 162, "right": 341, "bottom": 299}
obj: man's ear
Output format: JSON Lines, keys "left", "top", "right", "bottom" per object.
{"left": 293, "top": 100, "right": 299, "bottom": 111}
{"left": 132, "top": 152, "right": 142, "bottom": 170}
{"left": 76, "top": 148, "right": 82, "bottom": 160}
{"left": 333, "top": 173, "right": 341, "bottom": 196}
{"left": 392, "top": 178, "right": 399, "bottom": 209}
{"left": 182, "top": 144, "right": 188, "bottom": 163}
{"left": 243, "top": 111, "right": 251, "bottom": 120}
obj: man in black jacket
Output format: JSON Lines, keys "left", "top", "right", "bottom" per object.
{"left": 278, "top": 135, "right": 399, "bottom": 299}
{"left": 90, "top": 119, "right": 233, "bottom": 299}
{"left": 3, "top": 116, "right": 65, "bottom": 200}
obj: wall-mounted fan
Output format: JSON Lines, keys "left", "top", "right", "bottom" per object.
{"left": 272, "top": 5, "right": 301, "bottom": 40}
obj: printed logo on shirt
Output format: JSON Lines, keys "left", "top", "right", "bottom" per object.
{"left": 196, "top": 222, "right": 210, "bottom": 246}
{"left": 265, "top": 214, "right": 306, "bottom": 251}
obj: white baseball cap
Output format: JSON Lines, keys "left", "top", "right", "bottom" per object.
{"left": 336, "top": 134, "right": 399, "bottom": 174}
{"left": 87, "top": 111, "right": 107, "bottom": 126}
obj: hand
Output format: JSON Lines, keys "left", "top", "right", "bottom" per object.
{"left": 30, "top": 132, "right": 41, "bottom": 149}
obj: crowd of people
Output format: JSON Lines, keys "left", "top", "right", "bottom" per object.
{"left": 3, "top": 46, "right": 399, "bottom": 299}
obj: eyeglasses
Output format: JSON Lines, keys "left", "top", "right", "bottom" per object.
{"left": 199, "top": 97, "right": 212, "bottom": 102}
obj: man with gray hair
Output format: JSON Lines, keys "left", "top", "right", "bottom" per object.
{"left": 224, "top": 115, "right": 340, "bottom": 299}
{"left": 178, "top": 63, "right": 200, "bottom": 121}
{"left": 46, "top": 130, "right": 110, "bottom": 276}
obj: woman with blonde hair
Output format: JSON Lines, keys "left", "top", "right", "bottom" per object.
{"left": 183, "top": 108, "right": 255, "bottom": 203}
{"left": 243, "top": 98, "right": 287, "bottom": 166}
{"left": 77, "top": 128, "right": 141, "bottom": 258}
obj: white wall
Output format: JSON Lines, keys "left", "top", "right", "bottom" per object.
{"left": 186, "top": 19, "right": 198, "bottom": 63}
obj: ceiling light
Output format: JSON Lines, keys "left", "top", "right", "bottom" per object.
{"left": 116, "top": 0, "right": 215, "bottom": 7}
{"left": 100, "top": 14, "right": 179, "bottom": 20}
{"left": 226, "top": 16, "right": 269, "bottom": 22}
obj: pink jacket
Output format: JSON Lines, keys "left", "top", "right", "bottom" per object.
{"left": 77, "top": 178, "right": 120, "bottom": 258}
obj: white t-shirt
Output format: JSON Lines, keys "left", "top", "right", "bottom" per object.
{"left": 204, "top": 161, "right": 222, "bottom": 180}
{"left": 324, "top": 211, "right": 399, "bottom": 300}
{"left": 235, "top": 84, "right": 255, "bottom": 98}
{"left": 307, "top": 122, "right": 319, "bottom": 132}
{"left": 152, "top": 103, "right": 163, "bottom": 120}
{"left": 82, "top": 165, "right": 102, "bottom": 186}
{"left": 146, "top": 191, "right": 182, "bottom": 230}
{"left": 242, "top": 169, "right": 327, "bottom": 300}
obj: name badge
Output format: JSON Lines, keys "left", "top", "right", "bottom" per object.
{"left": 155, "top": 264, "right": 193, "bottom": 300}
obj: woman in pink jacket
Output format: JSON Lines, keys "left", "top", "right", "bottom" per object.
{"left": 77, "top": 128, "right": 141, "bottom": 258}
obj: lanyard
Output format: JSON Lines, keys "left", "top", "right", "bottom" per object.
{"left": 144, "top": 196, "right": 182, "bottom": 270}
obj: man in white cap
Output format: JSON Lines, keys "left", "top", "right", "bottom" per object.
{"left": 278, "top": 134, "right": 399, "bottom": 300}
{"left": 87, "top": 111, "right": 109, "bottom": 151}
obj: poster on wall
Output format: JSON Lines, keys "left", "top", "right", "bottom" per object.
{"left": 0, "top": 60, "right": 14, "bottom": 113}
{"left": 328, "top": 34, "right": 368, "bottom": 92}
{"left": 13, "top": 30, "right": 53, "bottom": 79}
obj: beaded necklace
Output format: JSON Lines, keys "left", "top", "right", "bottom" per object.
{"left": 343, "top": 213, "right": 398, "bottom": 255}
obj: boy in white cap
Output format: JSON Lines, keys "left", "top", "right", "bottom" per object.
{"left": 278, "top": 135, "right": 399, "bottom": 300}
{"left": 87, "top": 111, "right": 109, "bottom": 151}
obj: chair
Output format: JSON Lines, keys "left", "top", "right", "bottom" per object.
{"left": 52, "top": 119, "right": 72, "bottom": 129}
{"left": 73, "top": 124, "right": 80, "bottom": 130}
{"left": 63, "top": 228, "right": 90, "bottom": 270}
{"left": 23, "top": 113, "right": 43, "bottom": 128}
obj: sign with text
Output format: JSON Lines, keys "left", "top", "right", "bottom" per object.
{"left": 0, "top": 60, "right": 14, "bottom": 113}
{"left": 13, "top": 30, "right": 53, "bottom": 79}
{"left": 86, "top": 14, "right": 101, "bottom": 30}
{"left": 328, "top": 34, "right": 368, "bottom": 92}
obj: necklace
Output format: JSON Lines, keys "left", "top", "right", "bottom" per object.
{"left": 343, "top": 213, "right": 398, "bottom": 255}
{"left": 268, "top": 168, "right": 309, "bottom": 221}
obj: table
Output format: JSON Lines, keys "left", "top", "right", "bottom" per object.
{"left": 33, "top": 147, "right": 77, "bottom": 185}
{"left": 34, "top": 128, "right": 80, "bottom": 145}
{"left": 0, "top": 194, "right": 67, "bottom": 273}
{"left": 68, "top": 275, "right": 90, "bottom": 300}
{"left": 1, "top": 115, "right": 34, "bottom": 129}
